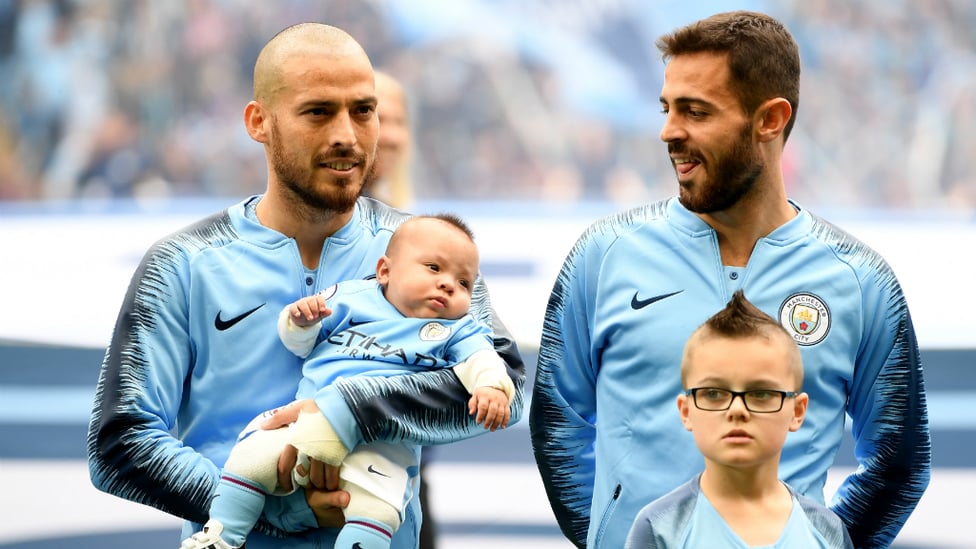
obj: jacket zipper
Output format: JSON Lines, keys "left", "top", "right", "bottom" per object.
{"left": 593, "top": 483, "right": 622, "bottom": 547}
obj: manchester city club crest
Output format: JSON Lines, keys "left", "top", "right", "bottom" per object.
{"left": 778, "top": 293, "right": 831, "bottom": 346}
{"left": 419, "top": 321, "right": 452, "bottom": 341}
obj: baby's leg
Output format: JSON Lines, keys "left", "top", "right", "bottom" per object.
{"left": 334, "top": 442, "right": 418, "bottom": 549}
{"left": 207, "top": 414, "right": 294, "bottom": 546}
{"left": 289, "top": 409, "right": 349, "bottom": 465}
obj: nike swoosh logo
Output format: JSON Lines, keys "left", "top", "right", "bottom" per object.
{"left": 348, "top": 318, "right": 370, "bottom": 327}
{"left": 631, "top": 290, "right": 683, "bottom": 310}
{"left": 367, "top": 464, "right": 391, "bottom": 478}
{"left": 214, "top": 304, "right": 266, "bottom": 331}
{"left": 353, "top": 544, "right": 364, "bottom": 549}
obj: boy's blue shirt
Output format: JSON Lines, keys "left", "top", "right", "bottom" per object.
{"left": 625, "top": 474, "right": 855, "bottom": 548}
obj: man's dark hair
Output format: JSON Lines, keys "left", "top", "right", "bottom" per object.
{"left": 656, "top": 10, "right": 800, "bottom": 142}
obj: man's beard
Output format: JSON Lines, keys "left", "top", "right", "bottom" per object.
{"left": 270, "top": 123, "right": 371, "bottom": 214}
{"left": 359, "top": 158, "right": 380, "bottom": 198}
{"left": 677, "top": 122, "right": 764, "bottom": 214}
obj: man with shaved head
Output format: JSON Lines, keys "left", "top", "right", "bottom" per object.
{"left": 87, "top": 23, "right": 525, "bottom": 549}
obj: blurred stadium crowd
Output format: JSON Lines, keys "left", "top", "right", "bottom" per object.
{"left": 0, "top": 0, "right": 974, "bottom": 210}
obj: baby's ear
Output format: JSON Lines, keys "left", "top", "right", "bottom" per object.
{"left": 375, "top": 255, "right": 391, "bottom": 285}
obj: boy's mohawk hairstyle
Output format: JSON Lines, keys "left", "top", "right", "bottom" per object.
{"left": 706, "top": 290, "right": 781, "bottom": 337}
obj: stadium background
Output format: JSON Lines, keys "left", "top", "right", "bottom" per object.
{"left": 1, "top": 1, "right": 973, "bottom": 547}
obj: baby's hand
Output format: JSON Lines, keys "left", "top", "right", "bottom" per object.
{"left": 289, "top": 295, "right": 331, "bottom": 327}
{"left": 468, "top": 387, "right": 511, "bottom": 431}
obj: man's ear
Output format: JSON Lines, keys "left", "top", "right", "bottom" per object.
{"left": 755, "top": 97, "right": 792, "bottom": 144}
{"left": 244, "top": 100, "right": 270, "bottom": 144}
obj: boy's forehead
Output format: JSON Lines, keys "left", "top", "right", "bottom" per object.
{"left": 687, "top": 336, "right": 795, "bottom": 379}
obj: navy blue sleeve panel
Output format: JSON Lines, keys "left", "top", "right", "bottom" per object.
{"left": 530, "top": 207, "right": 634, "bottom": 549}
{"left": 86, "top": 212, "right": 230, "bottom": 525}
{"left": 336, "top": 313, "right": 526, "bottom": 446}
{"left": 85, "top": 208, "right": 304, "bottom": 540}
{"left": 530, "top": 277, "right": 592, "bottom": 549}
{"left": 832, "top": 303, "right": 931, "bottom": 548}
{"left": 811, "top": 216, "right": 931, "bottom": 549}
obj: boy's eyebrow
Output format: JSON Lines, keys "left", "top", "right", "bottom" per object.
{"left": 690, "top": 375, "right": 788, "bottom": 389}
{"left": 688, "top": 376, "right": 728, "bottom": 387}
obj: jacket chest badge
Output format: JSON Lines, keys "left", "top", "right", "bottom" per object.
{"left": 778, "top": 293, "right": 831, "bottom": 346}
{"left": 419, "top": 322, "right": 451, "bottom": 342}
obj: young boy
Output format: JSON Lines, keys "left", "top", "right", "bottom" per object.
{"left": 181, "top": 214, "right": 515, "bottom": 549}
{"left": 625, "top": 291, "right": 853, "bottom": 549}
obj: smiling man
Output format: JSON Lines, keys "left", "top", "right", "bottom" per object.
{"left": 530, "top": 10, "right": 929, "bottom": 549}
{"left": 87, "top": 23, "right": 524, "bottom": 549}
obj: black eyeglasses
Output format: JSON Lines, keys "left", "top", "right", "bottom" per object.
{"left": 684, "top": 387, "right": 799, "bottom": 413}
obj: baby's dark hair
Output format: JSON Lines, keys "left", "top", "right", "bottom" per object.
{"left": 386, "top": 212, "right": 475, "bottom": 253}
{"left": 424, "top": 212, "right": 475, "bottom": 241}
